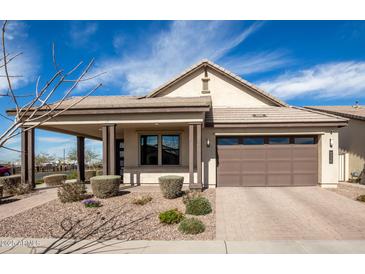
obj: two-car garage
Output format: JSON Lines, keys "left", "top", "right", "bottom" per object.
{"left": 216, "top": 136, "right": 318, "bottom": 187}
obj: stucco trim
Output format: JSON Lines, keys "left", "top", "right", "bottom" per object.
{"left": 208, "top": 122, "right": 348, "bottom": 128}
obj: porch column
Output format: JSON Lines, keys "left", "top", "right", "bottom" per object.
{"left": 196, "top": 123, "right": 202, "bottom": 188}
{"left": 102, "top": 125, "right": 109, "bottom": 175}
{"left": 20, "top": 128, "right": 35, "bottom": 188}
{"left": 21, "top": 128, "right": 28, "bottom": 185}
{"left": 76, "top": 136, "right": 85, "bottom": 182}
{"left": 189, "top": 124, "right": 194, "bottom": 185}
{"left": 27, "top": 128, "right": 35, "bottom": 188}
{"left": 108, "top": 124, "right": 116, "bottom": 175}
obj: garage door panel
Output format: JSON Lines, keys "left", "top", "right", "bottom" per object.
{"left": 240, "top": 149, "right": 266, "bottom": 160}
{"left": 267, "top": 161, "right": 291, "bottom": 173}
{"left": 217, "top": 136, "right": 318, "bottom": 187}
{"left": 241, "top": 175, "right": 266, "bottom": 186}
{"left": 241, "top": 161, "right": 266, "bottom": 172}
{"left": 217, "top": 174, "right": 241, "bottom": 187}
{"left": 292, "top": 147, "right": 317, "bottom": 159}
{"left": 292, "top": 161, "right": 317, "bottom": 172}
{"left": 267, "top": 174, "right": 292, "bottom": 186}
{"left": 293, "top": 174, "right": 318, "bottom": 186}
{"left": 266, "top": 147, "right": 291, "bottom": 160}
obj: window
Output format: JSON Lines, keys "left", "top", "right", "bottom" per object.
{"left": 162, "top": 135, "right": 180, "bottom": 165}
{"left": 140, "top": 135, "right": 158, "bottom": 165}
{"left": 269, "top": 137, "right": 290, "bottom": 144}
{"left": 217, "top": 137, "right": 240, "bottom": 145}
{"left": 243, "top": 137, "right": 265, "bottom": 145}
{"left": 294, "top": 137, "right": 315, "bottom": 144}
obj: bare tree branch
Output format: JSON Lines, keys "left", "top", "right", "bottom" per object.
{"left": 0, "top": 21, "right": 104, "bottom": 151}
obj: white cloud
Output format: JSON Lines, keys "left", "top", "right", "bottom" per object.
{"left": 259, "top": 61, "right": 365, "bottom": 100}
{"left": 69, "top": 21, "right": 98, "bottom": 46}
{"left": 78, "top": 21, "right": 271, "bottom": 95}
{"left": 0, "top": 21, "right": 37, "bottom": 95}
{"left": 221, "top": 50, "right": 291, "bottom": 76}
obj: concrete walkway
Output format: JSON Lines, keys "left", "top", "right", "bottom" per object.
{"left": 0, "top": 188, "right": 57, "bottom": 221}
{"left": 216, "top": 187, "right": 365, "bottom": 241}
{"left": 1, "top": 237, "right": 365, "bottom": 254}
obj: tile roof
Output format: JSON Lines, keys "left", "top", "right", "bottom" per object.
{"left": 205, "top": 107, "right": 348, "bottom": 124}
{"left": 305, "top": 106, "right": 365, "bottom": 121}
{"left": 48, "top": 95, "right": 212, "bottom": 109}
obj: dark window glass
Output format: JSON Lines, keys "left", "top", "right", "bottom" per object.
{"left": 294, "top": 137, "right": 315, "bottom": 144}
{"left": 140, "top": 135, "right": 158, "bottom": 165}
{"left": 243, "top": 137, "right": 265, "bottom": 145}
{"left": 269, "top": 137, "right": 290, "bottom": 144}
{"left": 162, "top": 135, "right": 180, "bottom": 165}
{"left": 217, "top": 137, "right": 239, "bottom": 145}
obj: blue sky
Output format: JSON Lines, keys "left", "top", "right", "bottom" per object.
{"left": 1, "top": 20, "right": 365, "bottom": 162}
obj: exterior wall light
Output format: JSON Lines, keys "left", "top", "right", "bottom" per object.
{"left": 206, "top": 138, "right": 210, "bottom": 147}
{"left": 329, "top": 138, "right": 334, "bottom": 148}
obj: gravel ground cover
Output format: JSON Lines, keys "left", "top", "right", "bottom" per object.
{"left": 328, "top": 182, "right": 365, "bottom": 202}
{"left": 0, "top": 189, "right": 215, "bottom": 241}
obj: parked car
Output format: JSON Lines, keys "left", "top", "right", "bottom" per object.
{"left": 0, "top": 165, "right": 11, "bottom": 176}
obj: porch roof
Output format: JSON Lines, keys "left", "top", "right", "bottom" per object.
{"left": 205, "top": 106, "right": 348, "bottom": 127}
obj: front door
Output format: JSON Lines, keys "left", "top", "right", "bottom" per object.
{"left": 116, "top": 139, "right": 124, "bottom": 180}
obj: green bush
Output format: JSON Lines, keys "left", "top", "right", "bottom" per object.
{"left": 178, "top": 218, "right": 205, "bottom": 234}
{"left": 0, "top": 175, "right": 31, "bottom": 195}
{"left": 0, "top": 185, "right": 3, "bottom": 199}
{"left": 132, "top": 195, "right": 153, "bottom": 205}
{"left": 182, "top": 191, "right": 201, "bottom": 205}
{"left": 96, "top": 170, "right": 103, "bottom": 176}
{"left": 90, "top": 175, "right": 121, "bottom": 198}
{"left": 158, "top": 175, "right": 184, "bottom": 199}
{"left": 85, "top": 170, "right": 96, "bottom": 182}
{"left": 159, "top": 209, "right": 184, "bottom": 224}
{"left": 185, "top": 196, "right": 212, "bottom": 216}
{"left": 43, "top": 174, "right": 67, "bottom": 186}
{"left": 57, "top": 182, "right": 87, "bottom": 203}
{"left": 67, "top": 170, "right": 78, "bottom": 180}
{"left": 356, "top": 195, "right": 365, "bottom": 202}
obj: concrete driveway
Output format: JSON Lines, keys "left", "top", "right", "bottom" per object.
{"left": 216, "top": 187, "right": 365, "bottom": 240}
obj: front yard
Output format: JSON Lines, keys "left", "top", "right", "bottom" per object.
{"left": 0, "top": 187, "right": 215, "bottom": 241}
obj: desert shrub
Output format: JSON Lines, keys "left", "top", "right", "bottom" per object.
{"left": 185, "top": 196, "right": 212, "bottom": 216}
{"left": 85, "top": 170, "right": 97, "bottom": 182}
{"left": 132, "top": 195, "right": 153, "bottom": 206}
{"left": 57, "top": 182, "right": 87, "bottom": 203}
{"left": 67, "top": 170, "right": 78, "bottom": 180}
{"left": 158, "top": 175, "right": 184, "bottom": 199}
{"left": 182, "top": 191, "right": 201, "bottom": 205}
{"left": 90, "top": 175, "right": 121, "bottom": 198}
{"left": 159, "top": 209, "right": 184, "bottom": 224}
{"left": 82, "top": 199, "right": 101, "bottom": 208}
{"left": 35, "top": 179, "right": 44, "bottom": 185}
{"left": 96, "top": 170, "right": 103, "bottom": 176}
{"left": 0, "top": 175, "right": 21, "bottom": 195}
{"left": 0, "top": 185, "right": 3, "bottom": 199}
{"left": 43, "top": 174, "right": 67, "bottom": 187}
{"left": 356, "top": 195, "right": 365, "bottom": 202}
{"left": 178, "top": 218, "right": 205, "bottom": 234}
{"left": 13, "top": 183, "right": 32, "bottom": 195}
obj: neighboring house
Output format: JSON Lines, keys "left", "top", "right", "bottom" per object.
{"left": 7, "top": 60, "right": 348, "bottom": 188}
{"left": 305, "top": 105, "right": 365, "bottom": 181}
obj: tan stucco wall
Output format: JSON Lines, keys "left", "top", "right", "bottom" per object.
{"left": 122, "top": 125, "right": 339, "bottom": 188}
{"left": 337, "top": 119, "right": 365, "bottom": 176}
{"left": 156, "top": 67, "right": 277, "bottom": 108}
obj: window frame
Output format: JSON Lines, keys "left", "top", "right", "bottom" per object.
{"left": 216, "top": 135, "right": 318, "bottom": 146}
{"left": 161, "top": 134, "right": 181, "bottom": 165}
{"left": 140, "top": 135, "right": 159, "bottom": 166}
{"left": 138, "top": 133, "right": 182, "bottom": 166}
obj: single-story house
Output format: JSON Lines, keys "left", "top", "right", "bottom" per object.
{"left": 7, "top": 60, "right": 348, "bottom": 189}
{"left": 305, "top": 105, "right": 365, "bottom": 182}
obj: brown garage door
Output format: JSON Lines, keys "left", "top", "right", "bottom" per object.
{"left": 217, "top": 136, "right": 318, "bottom": 187}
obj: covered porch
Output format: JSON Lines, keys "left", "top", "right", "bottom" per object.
{"left": 18, "top": 96, "right": 211, "bottom": 189}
